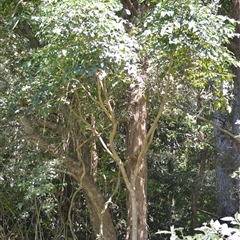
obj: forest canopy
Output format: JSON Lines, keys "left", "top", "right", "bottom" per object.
{"left": 1, "top": 0, "right": 240, "bottom": 239}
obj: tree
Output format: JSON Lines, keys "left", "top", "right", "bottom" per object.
{"left": 0, "top": 0, "right": 238, "bottom": 239}
{"left": 212, "top": 0, "right": 240, "bottom": 219}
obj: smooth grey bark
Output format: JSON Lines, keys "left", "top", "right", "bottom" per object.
{"left": 213, "top": 0, "right": 240, "bottom": 218}
{"left": 213, "top": 117, "right": 239, "bottom": 217}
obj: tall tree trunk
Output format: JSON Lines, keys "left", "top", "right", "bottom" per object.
{"left": 117, "top": 2, "right": 149, "bottom": 239}
{"left": 125, "top": 85, "right": 148, "bottom": 240}
{"left": 214, "top": 112, "right": 239, "bottom": 217}
{"left": 214, "top": 0, "right": 240, "bottom": 218}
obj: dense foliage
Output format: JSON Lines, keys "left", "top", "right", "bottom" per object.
{"left": 1, "top": 0, "right": 240, "bottom": 239}
{"left": 158, "top": 214, "right": 240, "bottom": 240}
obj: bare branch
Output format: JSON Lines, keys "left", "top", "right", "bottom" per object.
{"left": 197, "top": 208, "right": 217, "bottom": 218}
{"left": 11, "top": 0, "right": 24, "bottom": 17}
{"left": 197, "top": 115, "right": 240, "bottom": 151}
{"left": 96, "top": 73, "right": 113, "bottom": 120}
{"left": 20, "top": 115, "right": 82, "bottom": 180}
{"left": 137, "top": 54, "right": 173, "bottom": 163}
{"left": 120, "top": 0, "right": 138, "bottom": 17}
{"left": 30, "top": 117, "right": 64, "bottom": 134}
{"left": 95, "top": 73, "right": 132, "bottom": 193}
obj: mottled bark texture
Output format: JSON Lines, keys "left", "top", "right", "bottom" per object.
{"left": 125, "top": 85, "right": 148, "bottom": 240}
{"left": 214, "top": 0, "right": 240, "bottom": 218}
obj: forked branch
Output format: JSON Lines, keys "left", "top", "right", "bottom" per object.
{"left": 196, "top": 115, "right": 240, "bottom": 151}
{"left": 137, "top": 54, "right": 173, "bottom": 166}
{"left": 95, "top": 73, "right": 132, "bottom": 193}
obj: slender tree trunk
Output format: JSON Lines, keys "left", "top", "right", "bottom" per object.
{"left": 191, "top": 150, "right": 206, "bottom": 230}
{"left": 214, "top": 0, "right": 240, "bottom": 218}
{"left": 91, "top": 114, "right": 98, "bottom": 181}
{"left": 167, "top": 159, "right": 175, "bottom": 226}
{"left": 125, "top": 85, "right": 148, "bottom": 240}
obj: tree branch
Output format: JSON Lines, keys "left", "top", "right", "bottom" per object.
{"left": 137, "top": 54, "right": 173, "bottom": 164}
{"left": 20, "top": 115, "right": 82, "bottom": 180}
{"left": 196, "top": 115, "right": 240, "bottom": 151}
{"left": 30, "top": 117, "right": 64, "bottom": 134}
{"left": 14, "top": 21, "right": 41, "bottom": 48}
{"left": 95, "top": 73, "right": 132, "bottom": 193}
{"left": 120, "top": 0, "right": 139, "bottom": 17}
{"left": 197, "top": 208, "right": 217, "bottom": 218}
